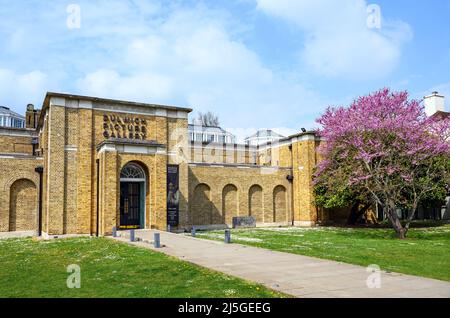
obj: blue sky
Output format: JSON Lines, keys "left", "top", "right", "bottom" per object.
{"left": 0, "top": 0, "right": 449, "bottom": 139}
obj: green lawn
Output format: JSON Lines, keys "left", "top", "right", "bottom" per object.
{"left": 0, "top": 237, "right": 284, "bottom": 298}
{"left": 195, "top": 222, "right": 450, "bottom": 282}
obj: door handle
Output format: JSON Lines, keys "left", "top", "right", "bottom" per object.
{"left": 124, "top": 199, "right": 129, "bottom": 214}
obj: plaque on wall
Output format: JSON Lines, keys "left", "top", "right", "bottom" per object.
{"left": 167, "top": 165, "right": 180, "bottom": 226}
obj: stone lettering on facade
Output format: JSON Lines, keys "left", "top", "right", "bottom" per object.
{"left": 102, "top": 114, "right": 148, "bottom": 140}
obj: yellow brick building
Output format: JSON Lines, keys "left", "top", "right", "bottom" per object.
{"left": 0, "top": 92, "right": 326, "bottom": 237}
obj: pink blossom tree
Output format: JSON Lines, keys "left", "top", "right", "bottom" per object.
{"left": 314, "top": 88, "right": 450, "bottom": 238}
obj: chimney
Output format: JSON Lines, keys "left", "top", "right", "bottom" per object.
{"left": 423, "top": 91, "right": 445, "bottom": 116}
{"left": 26, "top": 103, "right": 39, "bottom": 129}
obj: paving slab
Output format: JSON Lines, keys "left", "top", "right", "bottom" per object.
{"left": 111, "top": 229, "right": 450, "bottom": 298}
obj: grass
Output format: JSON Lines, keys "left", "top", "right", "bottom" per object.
{"left": 194, "top": 221, "right": 450, "bottom": 282}
{"left": 0, "top": 237, "right": 284, "bottom": 298}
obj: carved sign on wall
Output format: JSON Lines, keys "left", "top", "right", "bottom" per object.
{"left": 102, "top": 114, "right": 148, "bottom": 140}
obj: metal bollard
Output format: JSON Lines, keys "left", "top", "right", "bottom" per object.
{"left": 224, "top": 229, "right": 231, "bottom": 244}
{"left": 112, "top": 226, "right": 117, "bottom": 237}
{"left": 191, "top": 226, "right": 196, "bottom": 237}
{"left": 154, "top": 233, "right": 161, "bottom": 248}
{"left": 130, "top": 229, "right": 135, "bottom": 242}
{"left": 167, "top": 224, "right": 171, "bottom": 232}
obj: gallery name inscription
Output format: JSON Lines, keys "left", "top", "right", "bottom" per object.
{"left": 102, "top": 114, "right": 148, "bottom": 140}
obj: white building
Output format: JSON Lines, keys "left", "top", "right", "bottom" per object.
{"left": 188, "top": 123, "right": 236, "bottom": 144}
{"left": 424, "top": 91, "right": 447, "bottom": 117}
{"left": 0, "top": 106, "right": 25, "bottom": 128}
{"left": 244, "top": 129, "right": 285, "bottom": 146}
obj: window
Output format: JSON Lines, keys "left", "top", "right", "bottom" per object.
{"left": 13, "top": 118, "right": 22, "bottom": 128}
{"left": 120, "top": 163, "right": 145, "bottom": 180}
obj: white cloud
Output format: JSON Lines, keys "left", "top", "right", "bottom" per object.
{"left": 0, "top": 1, "right": 328, "bottom": 132}
{"left": 0, "top": 69, "right": 50, "bottom": 110}
{"left": 76, "top": 69, "right": 173, "bottom": 102}
{"left": 76, "top": 6, "right": 326, "bottom": 131}
{"left": 256, "top": 0, "right": 413, "bottom": 80}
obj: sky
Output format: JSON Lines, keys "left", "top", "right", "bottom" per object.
{"left": 0, "top": 0, "right": 449, "bottom": 140}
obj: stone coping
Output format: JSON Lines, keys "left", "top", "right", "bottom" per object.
{"left": 188, "top": 162, "right": 293, "bottom": 170}
{"left": 45, "top": 92, "right": 193, "bottom": 113}
{"left": 96, "top": 138, "right": 165, "bottom": 150}
{"left": 0, "top": 153, "right": 42, "bottom": 159}
{"left": 0, "top": 127, "right": 38, "bottom": 136}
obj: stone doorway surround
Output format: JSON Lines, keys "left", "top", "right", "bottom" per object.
{"left": 97, "top": 138, "right": 167, "bottom": 235}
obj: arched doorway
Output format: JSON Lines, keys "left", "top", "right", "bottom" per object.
{"left": 120, "top": 163, "right": 146, "bottom": 229}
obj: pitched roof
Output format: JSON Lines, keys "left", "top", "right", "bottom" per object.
{"left": 245, "top": 129, "right": 285, "bottom": 140}
{"left": 188, "top": 124, "right": 233, "bottom": 135}
{"left": 431, "top": 111, "right": 450, "bottom": 120}
{"left": 0, "top": 106, "right": 25, "bottom": 118}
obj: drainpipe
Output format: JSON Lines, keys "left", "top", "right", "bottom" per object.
{"left": 289, "top": 143, "right": 295, "bottom": 226}
{"left": 35, "top": 166, "right": 43, "bottom": 236}
{"left": 96, "top": 159, "right": 100, "bottom": 237}
{"left": 287, "top": 174, "right": 294, "bottom": 226}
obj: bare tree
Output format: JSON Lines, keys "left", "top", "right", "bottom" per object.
{"left": 195, "top": 111, "right": 220, "bottom": 127}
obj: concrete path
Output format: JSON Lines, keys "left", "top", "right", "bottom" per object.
{"left": 112, "top": 230, "right": 450, "bottom": 298}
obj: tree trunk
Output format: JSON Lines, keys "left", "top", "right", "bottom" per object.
{"left": 396, "top": 227, "right": 407, "bottom": 239}
{"left": 404, "top": 206, "right": 417, "bottom": 235}
{"left": 384, "top": 205, "right": 407, "bottom": 239}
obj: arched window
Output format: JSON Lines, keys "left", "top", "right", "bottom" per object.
{"left": 120, "top": 163, "right": 145, "bottom": 181}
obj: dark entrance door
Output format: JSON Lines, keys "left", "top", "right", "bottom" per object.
{"left": 120, "top": 182, "right": 141, "bottom": 229}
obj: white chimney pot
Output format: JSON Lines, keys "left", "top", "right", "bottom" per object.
{"left": 424, "top": 91, "right": 445, "bottom": 116}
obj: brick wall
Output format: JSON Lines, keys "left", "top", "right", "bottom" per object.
{"left": 0, "top": 133, "right": 35, "bottom": 155}
{"left": 185, "top": 164, "right": 293, "bottom": 229}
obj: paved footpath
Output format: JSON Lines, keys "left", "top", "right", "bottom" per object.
{"left": 112, "top": 229, "right": 450, "bottom": 298}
